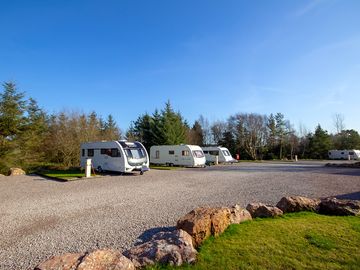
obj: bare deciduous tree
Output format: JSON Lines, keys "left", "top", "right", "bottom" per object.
{"left": 333, "top": 113, "right": 345, "bottom": 134}
{"left": 232, "top": 113, "right": 267, "bottom": 160}
{"left": 210, "top": 121, "right": 226, "bottom": 145}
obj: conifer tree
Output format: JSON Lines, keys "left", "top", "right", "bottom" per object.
{"left": 103, "top": 114, "right": 121, "bottom": 140}
{"left": 308, "top": 124, "right": 332, "bottom": 159}
{"left": 0, "top": 82, "right": 26, "bottom": 138}
{"left": 161, "top": 101, "right": 186, "bottom": 144}
{"left": 0, "top": 82, "right": 27, "bottom": 172}
{"left": 20, "top": 98, "right": 48, "bottom": 164}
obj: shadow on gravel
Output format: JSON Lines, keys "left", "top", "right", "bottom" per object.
{"left": 324, "top": 169, "right": 360, "bottom": 177}
{"left": 33, "top": 171, "right": 143, "bottom": 182}
{"left": 200, "top": 164, "right": 360, "bottom": 177}
{"left": 202, "top": 165, "right": 323, "bottom": 173}
{"left": 134, "top": 226, "right": 176, "bottom": 246}
{"left": 335, "top": 191, "right": 360, "bottom": 200}
{"left": 33, "top": 174, "right": 68, "bottom": 182}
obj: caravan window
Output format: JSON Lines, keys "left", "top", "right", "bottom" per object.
{"left": 169, "top": 150, "right": 174, "bottom": 155}
{"left": 193, "top": 150, "right": 204, "bottom": 158}
{"left": 203, "top": 151, "right": 208, "bottom": 154}
{"left": 125, "top": 148, "right": 145, "bottom": 159}
{"left": 182, "top": 150, "right": 190, "bottom": 156}
{"left": 82, "top": 149, "right": 85, "bottom": 157}
{"left": 111, "top": 148, "right": 121, "bottom": 157}
{"left": 209, "top": 150, "right": 219, "bottom": 156}
{"left": 87, "top": 149, "right": 94, "bottom": 157}
{"left": 222, "top": 150, "right": 231, "bottom": 156}
{"left": 100, "top": 148, "right": 121, "bottom": 157}
{"left": 349, "top": 152, "right": 354, "bottom": 155}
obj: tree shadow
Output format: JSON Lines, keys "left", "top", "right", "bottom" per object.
{"left": 33, "top": 174, "right": 68, "bottom": 182}
{"left": 324, "top": 168, "right": 360, "bottom": 177}
{"left": 334, "top": 191, "right": 360, "bottom": 200}
{"left": 133, "top": 226, "right": 176, "bottom": 246}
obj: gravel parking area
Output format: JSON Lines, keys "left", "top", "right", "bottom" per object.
{"left": 1, "top": 161, "right": 359, "bottom": 270}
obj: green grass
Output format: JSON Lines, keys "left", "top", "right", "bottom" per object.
{"left": 147, "top": 212, "right": 360, "bottom": 270}
{"left": 37, "top": 169, "right": 96, "bottom": 180}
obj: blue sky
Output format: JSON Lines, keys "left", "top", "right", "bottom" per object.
{"left": 1, "top": 0, "right": 359, "bottom": 133}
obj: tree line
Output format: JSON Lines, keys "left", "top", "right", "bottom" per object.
{"left": 127, "top": 108, "right": 360, "bottom": 161}
{"left": 0, "top": 82, "right": 121, "bottom": 173}
{"left": 1, "top": 82, "right": 359, "bottom": 173}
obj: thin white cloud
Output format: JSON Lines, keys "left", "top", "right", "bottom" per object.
{"left": 294, "top": 0, "right": 326, "bottom": 17}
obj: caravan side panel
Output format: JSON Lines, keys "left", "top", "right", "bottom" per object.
{"left": 150, "top": 145, "right": 205, "bottom": 167}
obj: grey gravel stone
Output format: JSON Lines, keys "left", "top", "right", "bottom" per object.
{"left": 0, "top": 161, "right": 359, "bottom": 270}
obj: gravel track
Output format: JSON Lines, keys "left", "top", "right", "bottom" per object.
{"left": 0, "top": 161, "right": 359, "bottom": 270}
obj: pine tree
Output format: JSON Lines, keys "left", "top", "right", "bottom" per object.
{"left": 103, "top": 114, "right": 121, "bottom": 140}
{"left": 333, "top": 129, "right": 360, "bottom": 150}
{"left": 275, "top": 112, "right": 286, "bottom": 159}
{"left": 161, "top": 101, "right": 186, "bottom": 144}
{"left": 20, "top": 98, "right": 48, "bottom": 165}
{"left": 219, "top": 130, "right": 236, "bottom": 155}
{"left": 0, "top": 82, "right": 27, "bottom": 172}
{"left": 151, "top": 109, "right": 165, "bottom": 145}
{"left": 188, "top": 121, "right": 204, "bottom": 146}
{"left": 0, "top": 82, "right": 26, "bottom": 138}
{"left": 266, "top": 113, "right": 277, "bottom": 157}
{"left": 308, "top": 125, "right": 332, "bottom": 159}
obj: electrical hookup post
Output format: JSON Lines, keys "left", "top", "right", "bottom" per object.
{"left": 86, "top": 158, "right": 92, "bottom": 178}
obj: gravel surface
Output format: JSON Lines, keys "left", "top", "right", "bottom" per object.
{"left": 0, "top": 161, "right": 359, "bottom": 270}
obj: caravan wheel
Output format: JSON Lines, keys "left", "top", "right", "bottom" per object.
{"left": 97, "top": 166, "right": 103, "bottom": 173}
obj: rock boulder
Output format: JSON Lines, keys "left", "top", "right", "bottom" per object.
{"left": 35, "top": 250, "right": 135, "bottom": 270}
{"left": 229, "top": 205, "right": 252, "bottom": 224}
{"left": 210, "top": 207, "right": 231, "bottom": 236}
{"left": 276, "top": 196, "right": 320, "bottom": 213}
{"left": 318, "top": 197, "right": 360, "bottom": 216}
{"left": 34, "top": 253, "right": 85, "bottom": 270}
{"left": 125, "top": 229, "right": 197, "bottom": 268}
{"left": 246, "top": 203, "right": 283, "bottom": 218}
{"left": 176, "top": 207, "right": 231, "bottom": 247}
{"left": 176, "top": 207, "right": 213, "bottom": 247}
{"left": 9, "top": 167, "right": 26, "bottom": 176}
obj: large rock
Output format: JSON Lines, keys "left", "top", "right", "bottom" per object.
{"left": 34, "top": 253, "right": 85, "bottom": 270}
{"left": 176, "top": 207, "right": 212, "bottom": 247}
{"left": 276, "top": 196, "right": 320, "bottom": 213}
{"left": 229, "top": 205, "right": 252, "bottom": 224}
{"left": 35, "top": 250, "right": 134, "bottom": 270}
{"left": 246, "top": 203, "right": 283, "bottom": 218}
{"left": 9, "top": 167, "right": 26, "bottom": 176}
{"left": 210, "top": 207, "right": 231, "bottom": 236}
{"left": 176, "top": 207, "right": 231, "bottom": 247}
{"left": 318, "top": 197, "right": 360, "bottom": 216}
{"left": 125, "top": 229, "right": 197, "bottom": 268}
{"left": 77, "top": 249, "right": 134, "bottom": 270}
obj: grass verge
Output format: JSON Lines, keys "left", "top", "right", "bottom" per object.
{"left": 147, "top": 212, "right": 360, "bottom": 270}
{"left": 37, "top": 168, "right": 96, "bottom": 181}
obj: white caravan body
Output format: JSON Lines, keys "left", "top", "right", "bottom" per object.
{"left": 150, "top": 145, "right": 206, "bottom": 167}
{"left": 80, "top": 140, "right": 149, "bottom": 174}
{"left": 328, "top": 149, "right": 360, "bottom": 160}
{"left": 202, "top": 146, "right": 235, "bottom": 163}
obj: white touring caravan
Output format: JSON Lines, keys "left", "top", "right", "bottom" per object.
{"left": 328, "top": 150, "right": 360, "bottom": 160}
{"left": 150, "top": 145, "right": 206, "bottom": 167}
{"left": 202, "top": 146, "right": 236, "bottom": 164}
{"left": 80, "top": 140, "right": 150, "bottom": 174}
